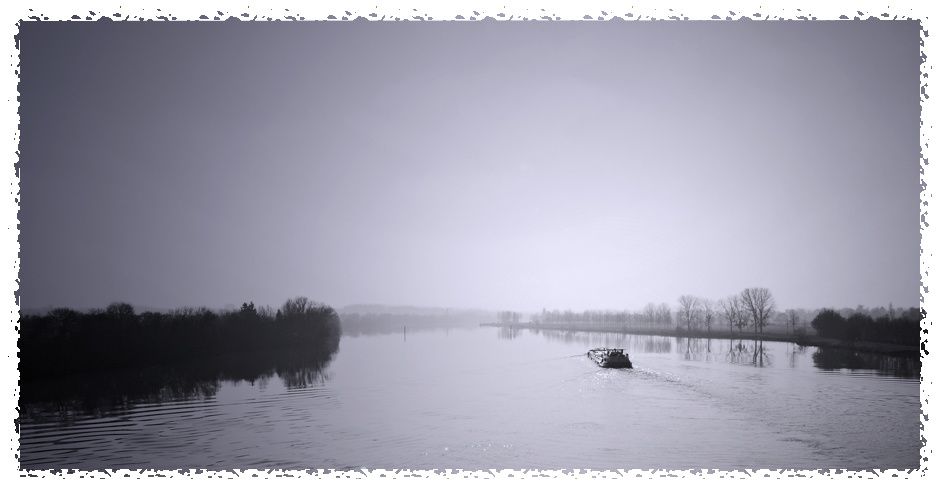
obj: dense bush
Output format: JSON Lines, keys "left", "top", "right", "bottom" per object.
{"left": 18, "top": 297, "right": 341, "bottom": 382}
{"left": 810, "top": 307, "right": 920, "bottom": 346}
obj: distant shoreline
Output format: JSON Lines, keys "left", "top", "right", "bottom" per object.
{"left": 479, "top": 322, "right": 920, "bottom": 356}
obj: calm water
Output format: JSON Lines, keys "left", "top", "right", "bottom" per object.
{"left": 19, "top": 325, "right": 921, "bottom": 470}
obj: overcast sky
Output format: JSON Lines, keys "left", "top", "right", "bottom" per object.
{"left": 17, "top": 20, "right": 921, "bottom": 312}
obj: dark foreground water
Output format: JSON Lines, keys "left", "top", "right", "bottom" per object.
{"left": 19, "top": 325, "right": 921, "bottom": 470}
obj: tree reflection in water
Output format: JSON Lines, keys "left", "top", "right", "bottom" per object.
{"left": 19, "top": 341, "right": 340, "bottom": 423}
{"left": 723, "top": 339, "right": 771, "bottom": 367}
{"left": 752, "top": 340, "right": 771, "bottom": 367}
{"left": 498, "top": 325, "right": 520, "bottom": 340}
{"left": 812, "top": 346, "right": 920, "bottom": 378}
{"left": 787, "top": 343, "right": 807, "bottom": 369}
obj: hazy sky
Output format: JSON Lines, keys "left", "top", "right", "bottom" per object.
{"left": 17, "top": 20, "right": 921, "bottom": 312}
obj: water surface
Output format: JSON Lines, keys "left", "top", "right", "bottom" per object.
{"left": 19, "top": 325, "right": 921, "bottom": 470}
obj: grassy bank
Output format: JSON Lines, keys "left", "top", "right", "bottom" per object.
{"left": 480, "top": 322, "right": 920, "bottom": 356}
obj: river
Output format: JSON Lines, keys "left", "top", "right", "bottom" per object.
{"left": 18, "top": 324, "right": 921, "bottom": 470}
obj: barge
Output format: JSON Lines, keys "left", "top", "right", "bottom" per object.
{"left": 587, "top": 348, "right": 633, "bottom": 368}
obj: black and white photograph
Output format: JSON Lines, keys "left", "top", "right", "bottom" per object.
{"left": 2, "top": 0, "right": 934, "bottom": 481}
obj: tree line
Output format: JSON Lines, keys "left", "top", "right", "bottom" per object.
{"left": 495, "top": 288, "right": 921, "bottom": 347}
{"left": 692, "top": 287, "right": 776, "bottom": 336}
{"left": 496, "top": 311, "right": 522, "bottom": 324}
{"left": 810, "top": 307, "right": 920, "bottom": 346}
{"left": 18, "top": 296, "right": 341, "bottom": 382}
{"left": 528, "top": 304, "right": 674, "bottom": 327}
{"left": 503, "top": 288, "right": 779, "bottom": 334}
{"left": 340, "top": 310, "right": 493, "bottom": 336}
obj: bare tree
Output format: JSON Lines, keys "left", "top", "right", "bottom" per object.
{"left": 740, "top": 288, "right": 775, "bottom": 335}
{"left": 496, "top": 311, "right": 521, "bottom": 324}
{"left": 643, "top": 303, "right": 656, "bottom": 326}
{"left": 718, "top": 295, "right": 741, "bottom": 336}
{"left": 785, "top": 309, "right": 799, "bottom": 335}
{"left": 656, "top": 303, "right": 672, "bottom": 326}
{"left": 701, "top": 299, "right": 715, "bottom": 334}
{"left": 736, "top": 310, "right": 751, "bottom": 335}
{"left": 677, "top": 295, "right": 699, "bottom": 332}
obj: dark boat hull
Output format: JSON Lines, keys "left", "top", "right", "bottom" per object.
{"left": 596, "top": 358, "right": 632, "bottom": 368}
{"left": 587, "top": 349, "right": 633, "bottom": 369}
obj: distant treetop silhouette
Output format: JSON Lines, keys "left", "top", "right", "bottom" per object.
{"left": 18, "top": 296, "right": 341, "bottom": 383}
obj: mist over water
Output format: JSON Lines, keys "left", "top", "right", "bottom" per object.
{"left": 19, "top": 323, "right": 919, "bottom": 470}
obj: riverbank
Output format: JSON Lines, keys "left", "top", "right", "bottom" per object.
{"left": 19, "top": 297, "right": 341, "bottom": 382}
{"left": 480, "top": 322, "right": 920, "bottom": 356}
